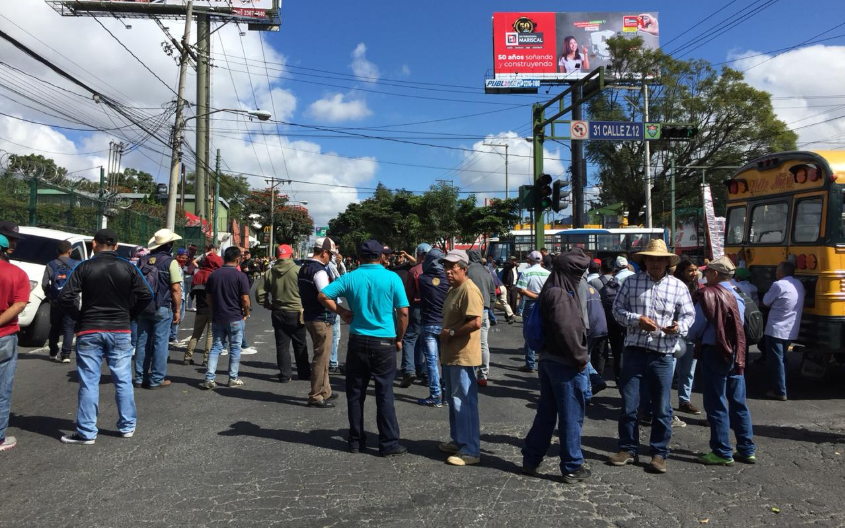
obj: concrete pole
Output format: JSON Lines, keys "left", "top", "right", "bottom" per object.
{"left": 532, "top": 104, "right": 545, "bottom": 250}
{"left": 571, "top": 84, "right": 584, "bottom": 228}
{"left": 269, "top": 174, "right": 275, "bottom": 255}
{"left": 670, "top": 157, "right": 676, "bottom": 250}
{"left": 213, "top": 148, "right": 220, "bottom": 244}
{"left": 504, "top": 143, "right": 509, "bottom": 200}
{"left": 166, "top": 0, "right": 193, "bottom": 231}
{"left": 195, "top": 13, "right": 210, "bottom": 221}
{"left": 643, "top": 83, "right": 652, "bottom": 228}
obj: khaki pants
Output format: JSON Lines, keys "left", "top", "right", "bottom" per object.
{"left": 305, "top": 320, "right": 334, "bottom": 403}
{"left": 185, "top": 310, "right": 213, "bottom": 363}
{"left": 493, "top": 289, "right": 515, "bottom": 318}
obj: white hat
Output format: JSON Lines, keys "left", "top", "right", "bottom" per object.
{"left": 148, "top": 228, "right": 182, "bottom": 250}
{"left": 313, "top": 237, "right": 337, "bottom": 255}
{"left": 615, "top": 256, "right": 629, "bottom": 269}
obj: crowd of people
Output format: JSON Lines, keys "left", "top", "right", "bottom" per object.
{"left": 0, "top": 220, "right": 806, "bottom": 482}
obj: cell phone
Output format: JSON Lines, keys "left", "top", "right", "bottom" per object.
{"left": 574, "top": 63, "right": 581, "bottom": 68}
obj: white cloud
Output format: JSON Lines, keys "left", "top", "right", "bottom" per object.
{"left": 307, "top": 93, "right": 372, "bottom": 122}
{"left": 729, "top": 45, "right": 845, "bottom": 148}
{"left": 401, "top": 64, "right": 411, "bottom": 76}
{"left": 349, "top": 43, "right": 379, "bottom": 82}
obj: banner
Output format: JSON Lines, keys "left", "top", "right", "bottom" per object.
{"left": 701, "top": 184, "right": 724, "bottom": 260}
{"left": 492, "top": 12, "right": 660, "bottom": 82}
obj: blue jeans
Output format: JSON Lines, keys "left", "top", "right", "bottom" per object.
{"left": 443, "top": 365, "right": 480, "bottom": 458}
{"left": 700, "top": 345, "right": 755, "bottom": 459}
{"left": 0, "top": 334, "right": 18, "bottom": 442}
{"left": 330, "top": 314, "right": 341, "bottom": 368}
{"left": 75, "top": 332, "right": 136, "bottom": 439}
{"left": 765, "top": 336, "right": 789, "bottom": 397}
{"left": 400, "top": 305, "right": 421, "bottom": 376}
{"left": 184, "top": 276, "right": 193, "bottom": 310}
{"left": 523, "top": 300, "right": 537, "bottom": 369}
{"left": 518, "top": 295, "right": 526, "bottom": 316}
{"left": 134, "top": 306, "right": 172, "bottom": 386}
{"left": 675, "top": 340, "right": 698, "bottom": 404}
{"left": 420, "top": 325, "right": 442, "bottom": 400}
{"left": 522, "top": 359, "right": 587, "bottom": 473}
{"left": 640, "top": 356, "right": 676, "bottom": 417}
{"left": 583, "top": 362, "right": 604, "bottom": 402}
{"left": 240, "top": 319, "right": 250, "bottom": 348}
{"left": 207, "top": 321, "right": 244, "bottom": 381}
{"left": 169, "top": 300, "right": 186, "bottom": 341}
{"left": 618, "top": 347, "right": 675, "bottom": 458}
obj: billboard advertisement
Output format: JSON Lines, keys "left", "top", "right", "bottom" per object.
{"left": 58, "top": 0, "right": 275, "bottom": 19}
{"left": 492, "top": 12, "right": 660, "bottom": 82}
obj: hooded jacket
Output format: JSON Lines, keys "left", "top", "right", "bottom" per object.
{"left": 693, "top": 284, "right": 747, "bottom": 373}
{"left": 466, "top": 249, "right": 495, "bottom": 309}
{"left": 537, "top": 249, "right": 591, "bottom": 370}
{"left": 256, "top": 258, "right": 303, "bottom": 312}
{"left": 419, "top": 248, "right": 450, "bottom": 326}
{"left": 189, "top": 253, "right": 222, "bottom": 313}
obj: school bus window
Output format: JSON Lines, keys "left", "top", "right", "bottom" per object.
{"left": 726, "top": 207, "right": 746, "bottom": 245}
{"left": 749, "top": 202, "right": 788, "bottom": 244}
{"left": 793, "top": 198, "right": 822, "bottom": 243}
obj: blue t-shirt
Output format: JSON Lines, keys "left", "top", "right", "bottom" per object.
{"left": 206, "top": 265, "right": 250, "bottom": 325}
{"left": 320, "top": 264, "right": 409, "bottom": 338}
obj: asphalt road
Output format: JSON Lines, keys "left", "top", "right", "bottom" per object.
{"left": 2, "top": 304, "right": 845, "bottom": 527}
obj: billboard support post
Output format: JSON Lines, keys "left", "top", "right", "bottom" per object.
{"left": 166, "top": 0, "right": 194, "bottom": 231}
{"left": 532, "top": 104, "right": 545, "bottom": 251}
{"left": 571, "top": 83, "right": 584, "bottom": 229}
{"left": 196, "top": 13, "right": 210, "bottom": 222}
{"left": 643, "top": 82, "right": 652, "bottom": 228}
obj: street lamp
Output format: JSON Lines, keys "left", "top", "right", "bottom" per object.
{"left": 166, "top": 108, "right": 271, "bottom": 231}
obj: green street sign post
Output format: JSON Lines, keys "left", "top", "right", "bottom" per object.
{"left": 315, "top": 227, "right": 328, "bottom": 237}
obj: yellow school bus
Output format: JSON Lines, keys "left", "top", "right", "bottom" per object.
{"left": 723, "top": 151, "right": 845, "bottom": 361}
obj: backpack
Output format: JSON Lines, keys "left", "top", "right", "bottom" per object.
{"left": 600, "top": 277, "right": 622, "bottom": 317}
{"left": 522, "top": 286, "right": 560, "bottom": 351}
{"left": 138, "top": 253, "right": 173, "bottom": 314}
{"left": 733, "top": 286, "right": 764, "bottom": 345}
{"left": 47, "top": 258, "right": 78, "bottom": 301}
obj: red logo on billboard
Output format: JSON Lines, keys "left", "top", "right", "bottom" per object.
{"left": 623, "top": 16, "right": 639, "bottom": 27}
{"left": 506, "top": 33, "right": 517, "bottom": 45}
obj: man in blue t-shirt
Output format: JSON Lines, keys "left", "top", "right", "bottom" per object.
{"left": 319, "top": 239, "right": 410, "bottom": 457}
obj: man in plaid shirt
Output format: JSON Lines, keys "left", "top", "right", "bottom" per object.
{"left": 607, "top": 240, "right": 694, "bottom": 474}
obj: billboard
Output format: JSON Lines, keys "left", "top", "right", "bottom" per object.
{"left": 53, "top": 0, "right": 276, "bottom": 20}
{"left": 492, "top": 12, "right": 660, "bottom": 82}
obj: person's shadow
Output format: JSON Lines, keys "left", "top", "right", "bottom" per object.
{"left": 8, "top": 412, "right": 77, "bottom": 440}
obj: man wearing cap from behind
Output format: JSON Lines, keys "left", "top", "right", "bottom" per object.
{"left": 0, "top": 234, "right": 29, "bottom": 452}
{"left": 516, "top": 250, "right": 551, "bottom": 373}
{"left": 298, "top": 237, "right": 338, "bottom": 408}
{"left": 0, "top": 221, "right": 23, "bottom": 255}
{"left": 319, "top": 240, "right": 410, "bottom": 456}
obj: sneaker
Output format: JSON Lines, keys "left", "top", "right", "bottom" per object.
{"left": 201, "top": 360, "right": 208, "bottom": 367}
{"left": 120, "top": 430, "right": 135, "bottom": 438}
{"left": 0, "top": 436, "right": 17, "bottom": 451}
{"left": 61, "top": 356, "right": 71, "bottom": 363}
{"left": 477, "top": 377, "right": 488, "bottom": 387}
{"left": 447, "top": 454, "right": 480, "bottom": 466}
{"left": 608, "top": 450, "right": 636, "bottom": 466}
{"left": 381, "top": 445, "right": 408, "bottom": 458}
{"left": 562, "top": 466, "right": 591, "bottom": 484}
{"left": 417, "top": 397, "right": 443, "bottom": 408}
{"left": 227, "top": 378, "right": 244, "bottom": 388}
{"left": 307, "top": 399, "right": 336, "bottom": 408}
{"left": 199, "top": 380, "right": 218, "bottom": 390}
{"left": 221, "top": 349, "right": 228, "bottom": 356}
{"left": 679, "top": 401, "right": 702, "bottom": 415}
{"left": 438, "top": 441, "right": 460, "bottom": 454}
{"left": 399, "top": 373, "right": 416, "bottom": 388}
{"left": 766, "top": 390, "right": 787, "bottom": 401}
{"left": 239, "top": 347, "right": 258, "bottom": 355}
{"left": 61, "top": 433, "right": 95, "bottom": 445}
{"left": 697, "top": 452, "right": 734, "bottom": 466}
{"left": 519, "top": 366, "right": 537, "bottom": 373}
{"left": 506, "top": 315, "right": 516, "bottom": 325}
{"left": 329, "top": 366, "right": 343, "bottom": 374}
{"left": 647, "top": 455, "right": 667, "bottom": 474}
{"left": 671, "top": 415, "right": 687, "bottom": 428}
{"left": 182, "top": 358, "right": 194, "bottom": 366}
{"left": 734, "top": 452, "right": 757, "bottom": 464}
{"left": 49, "top": 352, "right": 59, "bottom": 360}
{"left": 522, "top": 465, "right": 539, "bottom": 476}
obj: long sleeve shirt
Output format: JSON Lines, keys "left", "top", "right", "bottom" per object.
{"left": 612, "top": 271, "right": 695, "bottom": 354}
{"left": 762, "top": 276, "right": 805, "bottom": 340}
{"left": 687, "top": 283, "right": 745, "bottom": 345}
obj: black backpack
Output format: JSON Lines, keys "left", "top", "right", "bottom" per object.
{"left": 138, "top": 253, "right": 173, "bottom": 315}
{"left": 600, "top": 277, "right": 622, "bottom": 317}
{"left": 47, "top": 258, "right": 79, "bottom": 301}
{"left": 732, "top": 286, "right": 764, "bottom": 345}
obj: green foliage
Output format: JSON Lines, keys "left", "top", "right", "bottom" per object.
{"left": 244, "top": 189, "right": 314, "bottom": 245}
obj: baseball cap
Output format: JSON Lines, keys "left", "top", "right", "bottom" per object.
{"left": 615, "top": 256, "right": 629, "bottom": 269}
{"left": 0, "top": 221, "right": 23, "bottom": 240}
{"left": 358, "top": 239, "right": 383, "bottom": 258}
{"left": 415, "top": 243, "right": 432, "bottom": 255}
{"left": 734, "top": 267, "right": 751, "bottom": 281}
{"left": 382, "top": 245, "right": 395, "bottom": 255}
{"left": 176, "top": 248, "right": 187, "bottom": 256}
{"left": 508, "top": 255, "right": 517, "bottom": 260}
{"left": 527, "top": 250, "right": 542, "bottom": 262}
{"left": 276, "top": 244, "right": 293, "bottom": 259}
{"left": 314, "top": 237, "right": 337, "bottom": 255}
{"left": 705, "top": 256, "right": 736, "bottom": 275}
{"left": 0, "top": 234, "right": 9, "bottom": 249}
{"left": 94, "top": 228, "right": 118, "bottom": 246}
{"left": 440, "top": 249, "right": 469, "bottom": 265}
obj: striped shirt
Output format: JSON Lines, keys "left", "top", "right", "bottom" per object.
{"left": 516, "top": 264, "right": 550, "bottom": 294}
{"left": 612, "top": 271, "right": 695, "bottom": 354}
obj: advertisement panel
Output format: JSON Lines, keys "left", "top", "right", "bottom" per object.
{"left": 492, "top": 12, "right": 660, "bottom": 82}
{"left": 58, "top": 0, "right": 275, "bottom": 19}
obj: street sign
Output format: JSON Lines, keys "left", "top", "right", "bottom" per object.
{"left": 571, "top": 120, "right": 589, "bottom": 140}
{"left": 644, "top": 122, "right": 662, "bottom": 140}
{"left": 589, "top": 121, "right": 643, "bottom": 141}
{"left": 315, "top": 227, "right": 328, "bottom": 237}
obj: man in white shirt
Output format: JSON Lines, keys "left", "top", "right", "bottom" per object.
{"left": 516, "top": 251, "right": 551, "bottom": 373}
{"left": 761, "top": 261, "right": 804, "bottom": 401}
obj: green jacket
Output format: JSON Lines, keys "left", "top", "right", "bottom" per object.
{"left": 256, "top": 259, "right": 302, "bottom": 311}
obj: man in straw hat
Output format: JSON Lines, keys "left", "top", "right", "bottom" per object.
{"left": 607, "top": 238, "right": 695, "bottom": 474}
{"left": 134, "top": 228, "right": 183, "bottom": 389}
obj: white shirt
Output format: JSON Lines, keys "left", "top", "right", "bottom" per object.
{"left": 516, "top": 263, "right": 550, "bottom": 294}
{"left": 310, "top": 258, "right": 330, "bottom": 291}
{"left": 762, "top": 276, "right": 805, "bottom": 340}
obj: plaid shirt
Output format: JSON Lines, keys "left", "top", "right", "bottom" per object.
{"left": 612, "top": 271, "right": 695, "bottom": 354}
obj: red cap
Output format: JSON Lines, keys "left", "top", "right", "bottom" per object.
{"left": 593, "top": 259, "right": 601, "bottom": 264}
{"left": 276, "top": 244, "right": 293, "bottom": 258}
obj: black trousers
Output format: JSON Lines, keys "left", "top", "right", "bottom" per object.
{"left": 607, "top": 319, "right": 626, "bottom": 382}
{"left": 48, "top": 302, "right": 75, "bottom": 357}
{"left": 506, "top": 285, "right": 519, "bottom": 314}
{"left": 346, "top": 334, "right": 400, "bottom": 453}
{"left": 271, "top": 310, "right": 310, "bottom": 381}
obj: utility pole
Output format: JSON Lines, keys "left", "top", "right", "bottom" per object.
{"left": 165, "top": 0, "right": 193, "bottom": 231}
{"left": 643, "top": 82, "right": 652, "bottom": 228}
{"left": 213, "top": 148, "right": 220, "bottom": 244}
{"left": 483, "top": 142, "right": 509, "bottom": 200}
{"left": 195, "top": 13, "right": 210, "bottom": 222}
{"left": 269, "top": 174, "right": 275, "bottom": 254}
{"left": 670, "top": 157, "right": 675, "bottom": 250}
{"left": 571, "top": 84, "right": 584, "bottom": 228}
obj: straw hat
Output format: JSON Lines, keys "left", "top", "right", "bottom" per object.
{"left": 631, "top": 239, "right": 680, "bottom": 267}
{"left": 148, "top": 228, "right": 183, "bottom": 250}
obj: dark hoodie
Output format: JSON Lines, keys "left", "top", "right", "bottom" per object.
{"left": 537, "top": 248, "right": 591, "bottom": 370}
{"left": 466, "top": 249, "right": 495, "bottom": 309}
{"left": 256, "top": 258, "right": 303, "bottom": 312}
{"left": 189, "top": 253, "right": 222, "bottom": 314}
{"left": 418, "top": 248, "right": 450, "bottom": 326}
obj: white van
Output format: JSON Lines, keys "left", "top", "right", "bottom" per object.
{"left": 10, "top": 227, "right": 94, "bottom": 346}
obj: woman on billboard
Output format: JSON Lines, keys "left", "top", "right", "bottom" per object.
{"left": 558, "top": 36, "right": 590, "bottom": 73}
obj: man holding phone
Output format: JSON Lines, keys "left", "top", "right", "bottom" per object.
{"left": 607, "top": 239, "right": 695, "bottom": 475}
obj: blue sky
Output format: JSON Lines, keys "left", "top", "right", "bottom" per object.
{"left": 1, "top": 0, "right": 844, "bottom": 226}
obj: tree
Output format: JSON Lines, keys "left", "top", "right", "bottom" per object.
{"left": 457, "top": 197, "right": 520, "bottom": 248}
{"left": 244, "top": 189, "right": 314, "bottom": 245}
{"left": 586, "top": 36, "right": 797, "bottom": 226}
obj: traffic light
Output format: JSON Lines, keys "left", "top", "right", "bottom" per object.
{"left": 551, "top": 179, "right": 571, "bottom": 213}
{"left": 518, "top": 184, "right": 536, "bottom": 210}
{"left": 535, "top": 173, "right": 553, "bottom": 211}
{"left": 661, "top": 124, "right": 699, "bottom": 141}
